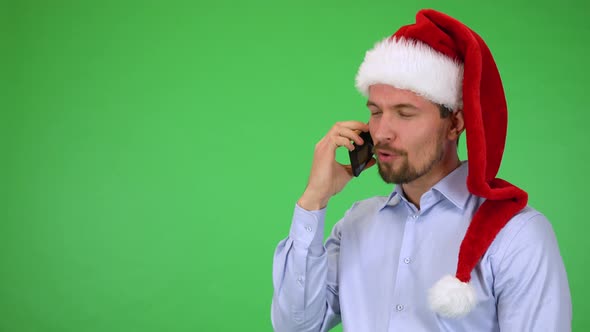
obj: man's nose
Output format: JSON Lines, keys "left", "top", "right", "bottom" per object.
{"left": 371, "top": 117, "right": 395, "bottom": 144}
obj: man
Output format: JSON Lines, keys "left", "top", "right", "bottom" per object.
{"left": 271, "top": 9, "right": 571, "bottom": 332}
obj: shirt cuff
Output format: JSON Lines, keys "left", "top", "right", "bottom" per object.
{"left": 289, "top": 203, "right": 327, "bottom": 249}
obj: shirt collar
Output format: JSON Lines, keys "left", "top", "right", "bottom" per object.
{"left": 380, "top": 189, "right": 402, "bottom": 209}
{"left": 379, "top": 161, "right": 471, "bottom": 210}
{"left": 432, "top": 160, "right": 470, "bottom": 210}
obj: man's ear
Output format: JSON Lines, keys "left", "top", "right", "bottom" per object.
{"left": 448, "top": 110, "right": 465, "bottom": 140}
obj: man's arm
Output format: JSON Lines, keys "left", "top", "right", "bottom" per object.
{"left": 271, "top": 120, "right": 373, "bottom": 331}
{"left": 271, "top": 204, "right": 342, "bottom": 331}
{"left": 494, "top": 213, "right": 572, "bottom": 331}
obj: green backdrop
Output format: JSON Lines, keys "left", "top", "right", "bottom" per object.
{"left": 3, "top": 0, "right": 589, "bottom": 331}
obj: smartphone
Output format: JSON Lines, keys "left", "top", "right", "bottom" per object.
{"left": 349, "top": 131, "right": 374, "bottom": 177}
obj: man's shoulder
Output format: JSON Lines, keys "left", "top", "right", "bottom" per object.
{"left": 488, "top": 204, "right": 557, "bottom": 257}
{"left": 504, "top": 205, "right": 552, "bottom": 238}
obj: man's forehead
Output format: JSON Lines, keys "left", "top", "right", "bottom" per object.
{"left": 367, "top": 85, "right": 438, "bottom": 110}
{"left": 368, "top": 84, "right": 432, "bottom": 103}
{"left": 366, "top": 100, "right": 419, "bottom": 110}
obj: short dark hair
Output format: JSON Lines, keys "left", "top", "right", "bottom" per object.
{"left": 438, "top": 104, "right": 453, "bottom": 118}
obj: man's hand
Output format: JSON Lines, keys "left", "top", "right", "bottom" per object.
{"left": 298, "top": 121, "right": 376, "bottom": 211}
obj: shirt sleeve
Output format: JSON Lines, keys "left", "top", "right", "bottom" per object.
{"left": 271, "top": 204, "right": 342, "bottom": 332}
{"left": 494, "top": 213, "right": 572, "bottom": 332}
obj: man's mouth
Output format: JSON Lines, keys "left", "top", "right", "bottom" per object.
{"left": 375, "top": 149, "right": 400, "bottom": 163}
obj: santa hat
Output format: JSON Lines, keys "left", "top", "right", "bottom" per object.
{"left": 355, "top": 9, "right": 528, "bottom": 318}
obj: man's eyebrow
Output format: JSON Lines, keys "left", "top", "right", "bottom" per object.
{"left": 366, "top": 101, "right": 419, "bottom": 110}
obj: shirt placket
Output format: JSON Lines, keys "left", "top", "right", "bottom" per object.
{"left": 388, "top": 207, "right": 419, "bottom": 330}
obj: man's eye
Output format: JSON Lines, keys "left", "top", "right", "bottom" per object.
{"left": 399, "top": 112, "right": 413, "bottom": 118}
{"left": 370, "top": 110, "right": 382, "bottom": 116}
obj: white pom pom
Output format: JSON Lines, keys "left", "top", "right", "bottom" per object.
{"left": 428, "top": 275, "right": 477, "bottom": 318}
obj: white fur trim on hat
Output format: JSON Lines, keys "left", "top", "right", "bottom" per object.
{"left": 428, "top": 274, "right": 477, "bottom": 318}
{"left": 355, "top": 37, "right": 464, "bottom": 110}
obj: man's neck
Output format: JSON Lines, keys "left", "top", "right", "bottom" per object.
{"left": 401, "top": 157, "right": 462, "bottom": 209}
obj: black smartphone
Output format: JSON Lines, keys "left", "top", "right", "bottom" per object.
{"left": 349, "top": 131, "right": 374, "bottom": 177}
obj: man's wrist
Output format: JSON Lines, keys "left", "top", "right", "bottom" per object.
{"left": 298, "top": 191, "right": 329, "bottom": 211}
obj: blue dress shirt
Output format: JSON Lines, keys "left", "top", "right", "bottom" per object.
{"left": 271, "top": 162, "right": 571, "bottom": 331}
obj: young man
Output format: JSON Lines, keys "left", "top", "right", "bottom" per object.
{"left": 271, "top": 9, "right": 571, "bottom": 332}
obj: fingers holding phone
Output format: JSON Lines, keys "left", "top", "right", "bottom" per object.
{"left": 330, "top": 125, "right": 367, "bottom": 151}
{"left": 298, "top": 121, "right": 373, "bottom": 211}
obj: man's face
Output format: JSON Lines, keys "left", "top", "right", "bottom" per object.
{"left": 367, "top": 84, "right": 453, "bottom": 184}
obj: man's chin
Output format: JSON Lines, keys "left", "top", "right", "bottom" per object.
{"left": 377, "top": 165, "right": 401, "bottom": 184}
{"left": 378, "top": 163, "right": 419, "bottom": 184}
{"left": 377, "top": 161, "right": 400, "bottom": 173}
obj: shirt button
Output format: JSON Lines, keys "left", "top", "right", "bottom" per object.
{"left": 297, "top": 276, "right": 304, "bottom": 285}
{"left": 304, "top": 226, "right": 312, "bottom": 232}
{"left": 396, "top": 304, "right": 405, "bottom": 311}
{"left": 412, "top": 214, "right": 418, "bottom": 219}
{"left": 404, "top": 257, "right": 411, "bottom": 264}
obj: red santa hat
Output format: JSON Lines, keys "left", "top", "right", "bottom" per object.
{"left": 355, "top": 9, "right": 528, "bottom": 317}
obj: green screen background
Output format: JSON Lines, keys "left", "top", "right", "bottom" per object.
{"left": 3, "top": 0, "right": 589, "bottom": 331}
